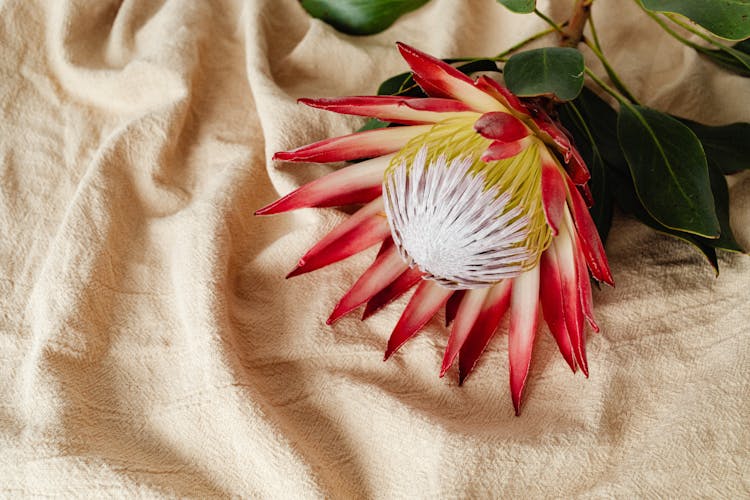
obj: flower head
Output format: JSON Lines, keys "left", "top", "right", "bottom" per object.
{"left": 257, "top": 43, "right": 613, "bottom": 414}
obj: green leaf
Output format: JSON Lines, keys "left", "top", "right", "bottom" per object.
{"left": 497, "top": 0, "right": 536, "bottom": 14}
{"left": 610, "top": 167, "right": 720, "bottom": 273}
{"left": 301, "top": 0, "right": 429, "bottom": 36}
{"left": 701, "top": 39, "right": 750, "bottom": 77}
{"left": 705, "top": 161, "right": 745, "bottom": 252}
{"left": 566, "top": 91, "right": 742, "bottom": 267}
{"left": 564, "top": 88, "right": 628, "bottom": 173}
{"left": 558, "top": 94, "right": 617, "bottom": 242}
{"left": 377, "top": 59, "right": 499, "bottom": 96}
{"left": 571, "top": 124, "right": 614, "bottom": 244}
{"left": 678, "top": 117, "right": 750, "bottom": 174}
{"left": 641, "top": 0, "right": 750, "bottom": 40}
{"left": 617, "top": 105, "right": 720, "bottom": 238}
{"left": 504, "top": 48, "right": 584, "bottom": 101}
{"left": 377, "top": 71, "right": 425, "bottom": 97}
{"left": 357, "top": 118, "right": 391, "bottom": 132}
{"left": 451, "top": 59, "right": 501, "bottom": 75}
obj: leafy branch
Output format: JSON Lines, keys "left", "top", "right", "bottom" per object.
{"left": 302, "top": 0, "right": 750, "bottom": 271}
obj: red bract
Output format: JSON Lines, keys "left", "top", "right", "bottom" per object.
{"left": 258, "top": 43, "right": 613, "bottom": 414}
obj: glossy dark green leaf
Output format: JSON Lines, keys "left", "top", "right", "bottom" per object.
{"left": 377, "top": 71, "right": 425, "bottom": 97}
{"left": 572, "top": 133, "right": 613, "bottom": 244}
{"left": 705, "top": 161, "right": 745, "bottom": 252}
{"left": 496, "top": 0, "right": 536, "bottom": 14}
{"left": 504, "top": 48, "right": 584, "bottom": 101}
{"left": 564, "top": 88, "right": 628, "bottom": 173}
{"left": 558, "top": 95, "right": 616, "bottom": 242}
{"left": 301, "top": 0, "right": 429, "bottom": 36}
{"left": 617, "top": 104, "right": 720, "bottom": 238}
{"left": 678, "top": 116, "right": 750, "bottom": 174}
{"left": 610, "top": 167, "right": 720, "bottom": 273}
{"left": 642, "top": 0, "right": 750, "bottom": 40}
{"left": 569, "top": 92, "right": 741, "bottom": 267}
{"left": 700, "top": 38, "right": 750, "bottom": 76}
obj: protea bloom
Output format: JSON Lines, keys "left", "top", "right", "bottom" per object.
{"left": 258, "top": 43, "right": 614, "bottom": 414}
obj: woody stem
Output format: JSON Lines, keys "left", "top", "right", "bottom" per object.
{"left": 560, "top": 0, "right": 592, "bottom": 47}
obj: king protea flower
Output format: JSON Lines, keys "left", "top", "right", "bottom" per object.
{"left": 258, "top": 43, "right": 614, "bottom": 414}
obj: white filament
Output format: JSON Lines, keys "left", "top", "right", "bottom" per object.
{"left": 383, "top": 147, "right": 532, "bottom": 289}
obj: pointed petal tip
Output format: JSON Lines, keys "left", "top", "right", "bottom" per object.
{"left": 383, "top": 343, "right": 399, "bottom": 361}
{"left": 589, "top": 319, "right": 601, "bottom": 333}
{"left": 325, "top": 310, "right": 339, "bottom": 325}
{"left": 512, "top": 391, "right": 522, "bottom": 416}
{"left": 285, "top": 263, "right": 305, "bottom": 279}
{"left": 272, "top": 151, "right": 294, "bottom": 161}
{"left": 439, "top": 360, "right": 450, "bottom": 378}
{"left": 511, "top": 379, "right": 526, "bottom": 417}
{"left": 326, "top": 301, "right": 352, "bottom": 325}
{"left": 254, "top": 201, "right": 281, "bottom": 216}
{"left": 255, "top": 200, "right": 283, "bottom": 215}
{"left": 384, "top": 282, "right": 452, "bottom": 361}
{"left": 594, "top": 270, "right": 615, "bottom": 288}
{"left": 281, "top": 199, "right": 390, "bottom": 278}
{"left": 395, "top": 40, "right": 409, "bottom": 52}
{"left": 297, "top": 97, "right": 346, "bottom": 112}
{"left": 396, "top": 42, "right": 436, "bottom": 69}
{"left": 457, "top": 363, "right": 475, "bottom": 386}
{"left": 395, "top": 41, "right": 421, "bottom": 63}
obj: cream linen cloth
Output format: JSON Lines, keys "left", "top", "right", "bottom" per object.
{"left": 0, "top": 0, "right": 748, "bottom": 497}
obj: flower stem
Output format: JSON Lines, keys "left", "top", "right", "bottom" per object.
{"left": 561, "top": 0, "right": 592, "bottom": 47}
{"left": 636, "top": 2, "right": 708, "bottom": 53}
{"left": 527, "top": 2, "right": 640, "bottom": 107}
{"left": 663, "top": 13, "right": 727, "bottom": 50}
{"left": 584, "top": 8, "right": 638, "bottom": 102}
{"left": 533, "top": 8, "right": 566, "bottom": 35}
{"left": 584, "top": 67, "right": 632, "bottom": 108}
{"left": 495, "top": 27, "right": 557, "bottom": 59}
{"left": 583, "top": 39, "right": 639, "bottom": 104}
{"left": 534, "top": 1, "right": 639, "bottom": 104}
{"left": 588, "top": 6, "right": 604, "bottom": 52}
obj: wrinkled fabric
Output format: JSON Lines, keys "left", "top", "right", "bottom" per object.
{"left": 0, "top": 0, "right": 748, "bottom": 497}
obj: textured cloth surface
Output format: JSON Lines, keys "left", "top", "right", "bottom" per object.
{"left": 1, "top": 0, "right": 748, "bottom": 497}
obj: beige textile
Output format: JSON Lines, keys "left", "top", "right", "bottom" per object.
{"left": 0, "top": 0, "right": 748, "bottom": 497}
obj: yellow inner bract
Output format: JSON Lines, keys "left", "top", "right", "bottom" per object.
{"left": 387, "top": 116, "right": 553, "bottom": 273}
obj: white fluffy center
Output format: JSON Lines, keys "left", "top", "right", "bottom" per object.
{"left": 383, "top": 147, "right": 532, "bottom": 289}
